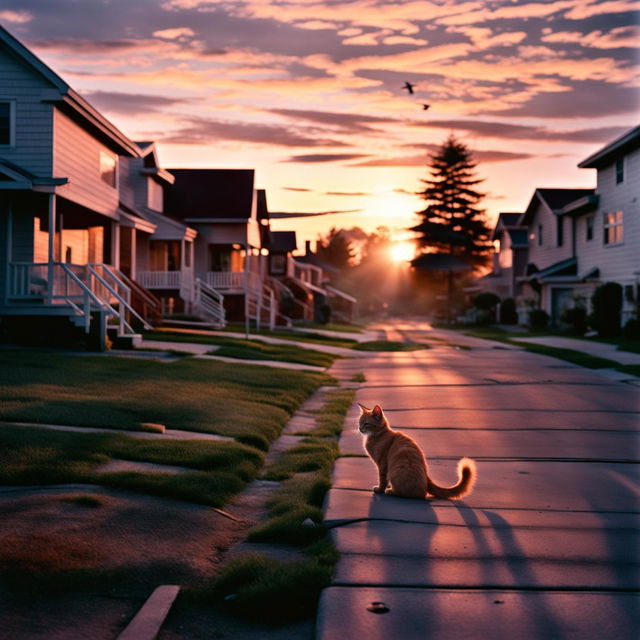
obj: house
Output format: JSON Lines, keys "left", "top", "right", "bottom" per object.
{"left": 478, "top": 126, "right": 639, "bottom": 327}
{"left": 571, "top": 125, "right": 639, "bottom": 324}
{"left": 479, "top": 212, "right": 528, "bottom": 300}
{"left": 0, "top": 24, "right": 157, "bottom": 349}
{"left": 515, "top": 188, "right": 596, "bottom": 323}
{"left": 164, "top": 169, "right": 282, "bottom": 328}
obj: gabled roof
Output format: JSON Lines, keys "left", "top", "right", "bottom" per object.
{"left": 135, "top": 141, "right": 175, "bottom": 184}
{"left": 506, "top": 228, "right": 528, "bottom": 248}
{"left": 491, "top": 211, "right": 524, "bottom": 241}
{"left": 520, "top": 188, "right": 595, "bottom": 225}
{"left": 165, "top": 169, "right": 255, "bottom": 220}
{"left": 270, "top": 230, "right": 297, "bottom": 253}
{"left": 578, "top": 125, "right": 640, "bottom": 169}
{"left": 0, "top": 25, "right": 139, "bottom": 157}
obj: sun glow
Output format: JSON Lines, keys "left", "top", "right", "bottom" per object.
{"left": 389, "top": 241, "right": 415, "bottom": 263}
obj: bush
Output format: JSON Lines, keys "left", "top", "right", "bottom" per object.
{"left": 528, "top": 308, "right": 549, "bottom": 330}
{"left": 500, "top": 298, "right": 518, "bottom": 324}
{"left": 622, "top": 318, "right": 640, "bottom": 340}
{"left": 561, "top": 306, "right": 588, "bottom": 335}
{"left": 318, "top": 303, "right": 331, "bottom": 324}
{"left": 473, "top": 292, "right": 500, "bottom": 311}
{"left": 589, "top": 282, "right": 622, "bottom": 337}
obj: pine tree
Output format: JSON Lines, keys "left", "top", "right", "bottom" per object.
{"left": 411, "top": 135, "right": 491, "bottom": 269}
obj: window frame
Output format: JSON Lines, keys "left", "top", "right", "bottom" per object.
{"left": 0, "top": 100, "right": 16, "bottom": 147}
{"left": 603, "top": 210, "right": 623, "bottom": 246}
{"left": 585, "top": 215, "right": 594, "bottom": 242}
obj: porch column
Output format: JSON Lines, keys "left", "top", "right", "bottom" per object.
{"left": 112, "top": 221, "right": 120, "bottom": 269}
{"left": 47, "top": 193, "right": 56, "bottom": 304}
{"left": 3, "top": 200, "right": 12, "bottom": 305}
{"left": 130, "top": 229, "right": 137, "bottom": 278}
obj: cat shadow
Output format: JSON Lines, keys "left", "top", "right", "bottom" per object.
{"left": 454, "top": 504, "right": 565, "bottom": 639}
{"left": 363, "top": 492, "right": 440, "bottom": 586}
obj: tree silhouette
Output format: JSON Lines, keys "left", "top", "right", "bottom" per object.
{"left": 411, "top": 135, "right": 491, "bottom": 269}
{"left": 316, "top": 227, "right": 356, "bottom": 270}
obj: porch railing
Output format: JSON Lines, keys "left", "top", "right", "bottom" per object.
{"left": 137, "top": 270, "right": 183, "bottom": 289}
{"left": 7, "top": 262, "right": 148, "bottom": 336}
{"left": 194, "top": 278, "right": 226, "bottom": 327}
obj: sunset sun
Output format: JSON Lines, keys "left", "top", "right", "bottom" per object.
{"left": 389, "top": 242, "right": 415, "bottom": 264}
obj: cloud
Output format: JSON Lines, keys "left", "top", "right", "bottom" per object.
{"left": 563, "top": 0, "right": 640, "bottom": 20}
{"left": 407, "top": 119, "right": 628, "bottom": 143}
{"left": 270, "top": 209, "right": 363, "bottom": 218}
{"left": 152, "top": 27, "right": 196, "bottom": 39}
{"left": 283, "top": 153, "right": 371, "bottom": 163}
{"left": 543, "top": 26, "right": 640, "bottom": 49}
{"left": 161, "top": 116, "right": 349, "bottom": 147}
{"left": 354, "top": 148, "right": 534, "bottom": 166}
{"left": 0, "top": 9, "right": 32, "bottom": 23}
{"left": 83, "top": 90, "right": 193, "bottom": 114}
{"left": 324, "top": 190, "right": 370, "bottom": 196}
{"left": 267, "top": 108, "right": 397, "bottom": 132}
{"left": 282, "top": 187, "right": 314, "bottom": 192}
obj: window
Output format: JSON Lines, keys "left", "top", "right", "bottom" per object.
{"left": 147, "top": 178, "right": 163, "bottom": 211}
{"left": 603, "top": 211, "right": 623, "bottom": 245}
{"left": 586, "top": 215, "right": 594, "bottom": 241}
{"left": 556, "top": 216, "right": 563, "bottom": 247}
{"left": 615, "top": 157, "right": 624, "bottom": 184}
{"left": 99, "top": 150, "right": 117, "bottom": 187}
{"left": 538, "top": 224, "right": 543, "bottom": 246}
{"left": 0, "top": 101, "right": 14, "bottom": 146}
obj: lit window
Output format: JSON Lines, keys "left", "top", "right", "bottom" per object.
{"left": 615, "top": 157, "right": 624, "bottom": 184}
{"left": 0, "top": 102, "right": 14, "bottom": 146}
{"left": 586, "top": 215, "right": 594, "bottom": 241}
{"left": 99, "top": 150, "right": 117, "bottom": 187}
{"left": 603, "top": 211, "right": 623, "bottom": 245}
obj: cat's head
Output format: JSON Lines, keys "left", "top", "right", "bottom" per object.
{"left": 358, "top": 403, "right": 388, "bottom": 435}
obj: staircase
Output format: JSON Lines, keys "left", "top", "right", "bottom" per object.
{"left": 7, "top": 262, "right": 153, "bottom": 348}
{"left": 193, "top": 278, "right": 226, "bottom": 328}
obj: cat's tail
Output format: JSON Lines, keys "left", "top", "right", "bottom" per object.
{"left": 427, "top": 457, "right": 476, "bottom": 500}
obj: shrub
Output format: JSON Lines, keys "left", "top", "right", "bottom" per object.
{"left": 528, "top": 308, "right": 549, "bottom": 330}
{"left": 622, "top": 318, "right": 640, "bottom": 340}
{"left": 500, "top": 298, "right": 518, "bottom": 324}
{"left": 589, "top": 282, "right": 622, "bottom": 337}
{"left": 561, "top": 306, "right": 588, "bottom": 335}
{"left": 473, "top": 292, "right": 500, "bottom": 311}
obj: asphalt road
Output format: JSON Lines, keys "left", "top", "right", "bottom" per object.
{"left": 317, "top": 320, "right": 640, "bottom": 640}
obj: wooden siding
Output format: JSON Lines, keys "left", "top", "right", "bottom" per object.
{"left": 525, "top": 199, "right": 574, "bottom": 270}
{"left": 118, "top": 155, "right": 136, "bottom": 210}
{"left": 576, "top": 146, "right": 640, "bottom": 285}
{"left": 53, "top": 109, "right": 119, "bottom": 217}
{"left": 0, "top": 47, "right": 53, "bottom": 175}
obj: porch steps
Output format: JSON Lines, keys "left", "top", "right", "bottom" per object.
{"left": 107, "top": 327, "right": 143, "bottom": 349}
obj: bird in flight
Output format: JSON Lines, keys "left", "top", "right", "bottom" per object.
{"left": 402, "top": 81, "right": 415, "bottom": 94}
{"left": 422, "top": 104, "right": 430, "bottom": 111}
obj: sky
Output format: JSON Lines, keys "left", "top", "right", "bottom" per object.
{"left": 1, "top": 0, "right": 638, "bottom": 246}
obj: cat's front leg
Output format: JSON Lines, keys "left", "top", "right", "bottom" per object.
{"left": 373, "top": 466, "right": 388, "bottom": 493}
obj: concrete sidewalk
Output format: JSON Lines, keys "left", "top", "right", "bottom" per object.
{"left": 317, "top": 319, "right": 640, "bottom": 640}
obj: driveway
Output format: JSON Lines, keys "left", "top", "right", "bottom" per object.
{"left": 317, "top": 319, "right": 640, "bottom": 639}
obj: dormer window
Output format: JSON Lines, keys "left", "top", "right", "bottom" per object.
{"left": 0, "top": 101, "right": 15, "bottom": 146}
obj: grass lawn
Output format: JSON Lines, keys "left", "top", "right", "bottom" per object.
{"left": 147, "top": 329, "right": 337, "bottom": 367}
{"left": 0, "top": 349, "right": 333, "bottom": 450}
{"left": 0, "top": 424, "right": 262, "bottom": 507}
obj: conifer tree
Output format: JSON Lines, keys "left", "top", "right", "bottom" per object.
{"left": 411, "top": 135, "right": 491, "bottom": 269}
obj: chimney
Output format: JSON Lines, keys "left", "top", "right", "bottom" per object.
{"left": 305, "top": 240, "right": 312, "bottom": 255}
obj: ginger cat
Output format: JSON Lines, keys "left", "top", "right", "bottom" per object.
{"left": 358, "top": 403, "right": 476, "bottom": 500}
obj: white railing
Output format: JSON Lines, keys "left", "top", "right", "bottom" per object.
{"left": 137, "top": 270, "right": 183, "bottom": 289}
{"left": 194, "top": 278, "right": 226, "bottom": 327}
{"left": 205, "top": 271, "right": 245, "bottom": 290}
{"left": 7, "top": 262, "right": 145, "bottom": 336}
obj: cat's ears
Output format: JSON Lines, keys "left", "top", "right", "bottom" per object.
{"left": 357, "top": 402, "right": 370, "bottom": 414}
{"left": 358, "top": 402, "right": 383, "bottom": 420}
